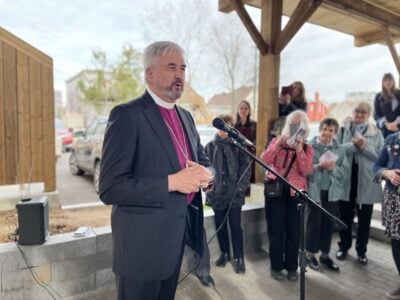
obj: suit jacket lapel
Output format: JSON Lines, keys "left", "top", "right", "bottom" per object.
{"left": 141, "top": 92, "right": 181, "bottom": 172}
{"left": 176, "top": 106, "right": 198, "bottom": 162}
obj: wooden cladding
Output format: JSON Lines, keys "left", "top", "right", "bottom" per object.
{"left": 0, "top": 28, "right": 55, "bottom": 192}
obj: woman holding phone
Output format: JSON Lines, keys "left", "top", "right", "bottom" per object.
{"left": 260, "top": 110, "right": 313, "bottom": 281}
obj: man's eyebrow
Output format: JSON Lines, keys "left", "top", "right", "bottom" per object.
{"left": 167, "top": 63, "right": 186, "bottom": 67}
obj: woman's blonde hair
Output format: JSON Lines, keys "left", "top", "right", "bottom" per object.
{"left": 281, "top": 110, "right": 310, "bottom": 138}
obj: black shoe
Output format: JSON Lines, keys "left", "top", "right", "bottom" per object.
{"left": 270, "top": 270, "right": 284, "bottom": 281}
{"left": 336, "top": 249, "right": 347, "bottom": 260}
{"left": 234, "top": 258, "right": 246, "bottom": 274}
{"left": 357, "top": 254, "right": 368, "bottom": 265}
{"left": 319, "top": 256, "right": 340, "bottom": 272}
{"left": 216, "top": 252, "right": 230, "bottom": 267}
{"left": 196, "top": 274, "right": 215, "bottom": 287}
{"left": 287, "top": 271, "right": 298, "bottom": 281}
{"left": 306, "top": 256, "right": 320, "bottom": 271}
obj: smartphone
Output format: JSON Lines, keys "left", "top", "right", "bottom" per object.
{"left": 290, "top": 124, "right": 298, "bottom": 136}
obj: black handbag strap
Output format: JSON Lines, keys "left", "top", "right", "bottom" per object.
{"left": 282, "top": 152, "right": 297, "bottom": 178}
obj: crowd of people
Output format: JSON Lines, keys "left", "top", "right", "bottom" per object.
{"left": 99, "top": 40, "right": 400, "bottom": 300}
{"left": 260, "top": 74, "right": 399, "bottom": 300}
{"left": 205, "top": 74, "right": 400, "bottom": 299}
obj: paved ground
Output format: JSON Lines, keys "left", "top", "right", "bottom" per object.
{"left": 55, "top": 153, "right": 399, "bottom": 299}
{"left": 56, "top": 153, "right": 102, "bottom": 207}
{"left": 175, "top": 234, "right": 399, "bottom": 300}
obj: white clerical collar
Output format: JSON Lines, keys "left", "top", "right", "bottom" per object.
{"left": 147, "top": 87, "right": 175, "bottom": 109}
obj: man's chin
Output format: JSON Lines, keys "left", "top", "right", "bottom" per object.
{"left": 166, "top": 91, "right": 182, "bottom": 101}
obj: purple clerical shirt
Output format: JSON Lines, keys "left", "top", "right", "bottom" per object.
{"left": 159, "top": 106, "right": 195, "bottom": 203}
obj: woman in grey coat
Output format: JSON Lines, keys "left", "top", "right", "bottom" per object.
{"left": 335, "top": 101, "right": 384, "bottom": 264}
{"left": 205, "top": 114, "right": 251, "bottom": 274}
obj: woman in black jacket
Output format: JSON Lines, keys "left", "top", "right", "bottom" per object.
{"left": 373, "top": 72, "right": 400, "bottom": 138}
{"left": 235, "top": 100, "right": 257, "bottom": 196}
{"left": 205, "top": 114, "right": 251, "bottom": 274}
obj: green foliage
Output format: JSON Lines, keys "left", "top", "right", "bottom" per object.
{"left": 78, "top": 44, "right": 143, "bottom": 113}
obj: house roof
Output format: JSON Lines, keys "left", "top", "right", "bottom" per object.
{"left": 208, "top": 86, "right": 254, "bottom": 107}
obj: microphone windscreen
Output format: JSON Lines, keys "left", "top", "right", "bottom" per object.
{"left": 212, "top": 118, "right": 225, "bottom": 130}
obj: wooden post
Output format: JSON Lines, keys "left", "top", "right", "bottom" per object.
{"left": 255, "top": 0, "right": 282, "bottom": 182}
{"left": 0, "top": 41, "right": 5, "bottom": 184}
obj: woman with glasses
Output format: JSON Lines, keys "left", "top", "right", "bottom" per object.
{"left": 261, "top": 110, "right": 313, "bottom": 281}
{"left": 335, "top": 102, "right": 384, "bottom": 264}
{"left": 374, "top": 73, "right": 400, "bottom": 138}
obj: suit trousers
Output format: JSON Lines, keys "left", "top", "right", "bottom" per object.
{"left": 265, "top": 184, "right": 300, "bottom": 272}
{"left": 115, "top": 241, "right": 184, "bottom": 300}
{"left": 306, "top": 190, "right": 338, "bottom": 254}
{"left": 184, "top": 228, "right": 211, "bottom": 277}
{"left": 338, "top": 162, "right": 373, "bottom": 255}
{"left": 213, "top": 206, "right": 244, "bottom": 259}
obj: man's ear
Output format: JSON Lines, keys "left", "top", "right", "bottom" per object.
{"left": 146, "top": 68, "right": 153, "bottom": 83}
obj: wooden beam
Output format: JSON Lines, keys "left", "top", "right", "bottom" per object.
{"left": 323, "top": 0, "right": 400, "bottom": 32}
{"left": 255, "top": 0, "right": 282, "bottom": 182}
{"left": 382, "top": 26, "right": 400, "bottom": 75}
{"left": 219, "top": 0, "right": 259, "bottom": 13}
{"left": 355, "top": 30, "right": 400, "bottom": 47}
{"left": 229, "top": 0, "right": 269, "bottom": 55}
{"left": 275, "top": 0, "right": 322, "bottom": 53}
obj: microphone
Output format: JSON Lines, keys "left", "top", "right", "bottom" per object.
{"left": 212, "top": 117, "right": 255, "bottom": 148}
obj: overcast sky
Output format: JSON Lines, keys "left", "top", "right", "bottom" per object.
{"left": 1, "top": 0, "right": 398, "bottom": 103}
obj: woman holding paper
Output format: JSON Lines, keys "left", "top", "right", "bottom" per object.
{"left": 335, "top": 102, "right": 384, "bottom": 265}
{"left": 306, "top": 118, "right": 349, "bottom": 272}
{"left": 261, "top": 110, "right": 313, "bottom": 281}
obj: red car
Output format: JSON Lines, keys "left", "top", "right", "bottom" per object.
{"left": 55, "top": 118, "right": 73, "bottom": 152}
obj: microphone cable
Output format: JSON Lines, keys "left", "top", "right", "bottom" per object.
{"left": 178, "top": 157, "right": 253, "bottom": 285}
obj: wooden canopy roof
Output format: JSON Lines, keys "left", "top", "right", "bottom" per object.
{"left": 218, "top": 0, "right": 400, "bottom": 182}
{"left": 219, "top": 0, "right": 400, "bottom": 48}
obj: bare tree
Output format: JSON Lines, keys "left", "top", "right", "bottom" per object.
{"left": 210, "top": 13, "right": 256, "bottom": 113}
{"left": 141, "top": 0, "right": 214, "bottom": 84}
{"left": 141, "top": 1, "right": 256, "bottom": 109}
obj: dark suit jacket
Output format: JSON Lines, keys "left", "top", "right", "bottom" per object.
{"left": 99, "top": 91, "right": 210, "bottom": 281}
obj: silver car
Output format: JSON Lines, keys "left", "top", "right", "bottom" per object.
{"left": 69, "top": 116, "right": 108, "bottom": 193}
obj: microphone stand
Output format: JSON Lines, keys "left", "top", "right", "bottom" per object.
{"left": 229, "top": 139, "right": 347, "bottom": 300}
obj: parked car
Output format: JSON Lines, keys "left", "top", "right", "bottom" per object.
{"left": 69, "top": 116, "right": 108, "bottom": 193}
{"left": 197, "top": 125, "right": 216, "bottom": 146}
{"left": 55, "top": 118, "right": 73, "bottom": 152}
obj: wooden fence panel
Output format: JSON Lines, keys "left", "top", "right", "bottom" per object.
{"left": 29, "top": 58, "right": 43, "bottom": 183}
{"left": 3, "top": 43, "right": 18, "bottom": 184}
{"left": 17, "top": 51, "right": 31, "bottom": 184}
{"left": 42, "top": 65, "right": 55, "bottom": 191}
{"left": 0, "top": 41, "right": 5, "bottom": 184}
{"left": 0, "top": 27, "right": 55, "bottom": 191}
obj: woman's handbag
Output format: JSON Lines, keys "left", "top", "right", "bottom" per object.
{"left": 264, "top": 152, "right": 297, "bottom": 198}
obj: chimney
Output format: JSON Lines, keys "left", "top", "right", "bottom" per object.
{"left": 314, "top": 92, "right": 320, "bottom": 103}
